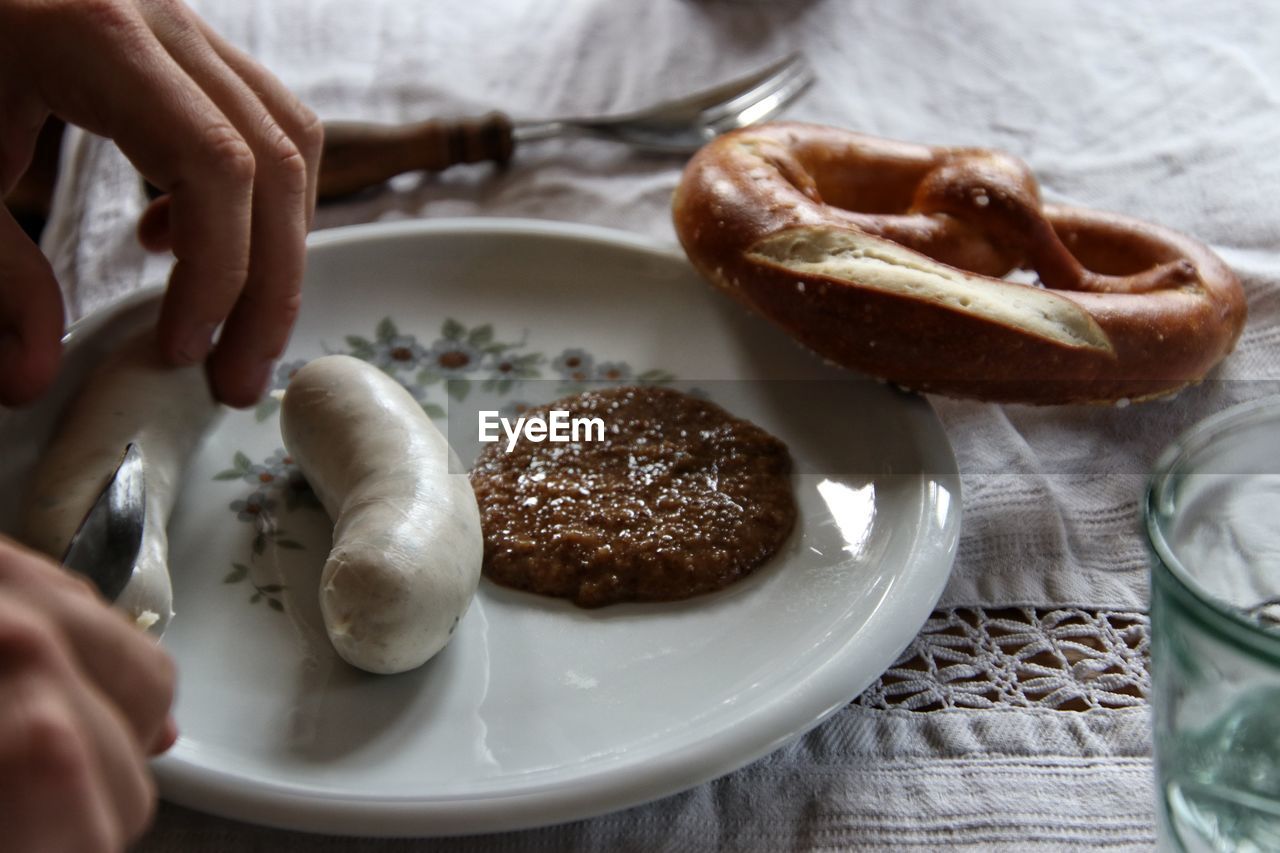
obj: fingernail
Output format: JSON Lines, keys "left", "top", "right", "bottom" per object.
{"left": 176, "top": 322, "right": 219, "bottom": 365}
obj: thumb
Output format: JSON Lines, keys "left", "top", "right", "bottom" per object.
{"left": 0, "top": 205, "right": 64, "bottom": 406}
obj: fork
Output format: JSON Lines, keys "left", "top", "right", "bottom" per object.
{"left": 317, "top": 53, "right": 814, "bottom": 200}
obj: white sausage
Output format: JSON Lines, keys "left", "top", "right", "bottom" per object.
{"left": 280, "top": 355, "right": 482, "bottom": 674}
{"left": 21, "top": 330, "right": 221, "bottom": 634}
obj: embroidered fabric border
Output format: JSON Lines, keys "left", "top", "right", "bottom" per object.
{"left": 856, "top": 608, "right": 1150, "bottom": 712}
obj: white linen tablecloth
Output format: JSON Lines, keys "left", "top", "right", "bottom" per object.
{"left": 39, "top": 0, "right": 1280, "bottom": 849}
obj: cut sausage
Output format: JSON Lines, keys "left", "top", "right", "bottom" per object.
{"left": 21, "top": 330, "right": 221, "bottom": 633}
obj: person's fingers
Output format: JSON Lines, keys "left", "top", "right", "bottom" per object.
{"left": 65, "top": 669, "right": 159, "bottom": 846}
{"left": 0, "top": 206, "right": 65, "bottom": 407}
{"left": 0, "top": 599, "right": 125, "bottom": 852}
{"left": 192, "top": 17, "right": 323, "bottom": 229}
{"left": 140, "top": 2, "right": 311, "bottom": 406}
{"left": 133, "top": 29, "right": 322, "bottom": 246}
{"left": 0, "top": 544, "right": 166, "bottom": 845}
{"left": 133, "top": 17, "right": 322, "bottom": 249}
{"left": 136, "top": 194, "right": 173, "bottom": 252}
{"left": 0, "top": 91, "right": 49, "bottom": 195}
{"left": 150, "top": 712, "right": 179, "bottom": 756}
{"left": 0, "top": 84, "right": 62, "bottom": 408}
{"left": 7, "top": 0, "right": 320, "bottom": 407}
{"left": 0, "top": 540, "right": 176, "bottom": 752}
{"left": 55, "top": 591, "right": 177, "bottom": 756}
{"left": 204, "top": 263, "right": 304, "bottom": 406}
{"left": 28, "top": 2, "right": 256, "bottom": 372}
{"left": 0, "top": 675, "right": 119, "bottom": 852}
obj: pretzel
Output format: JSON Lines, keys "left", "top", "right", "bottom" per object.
{"left": 672, "top": 123, "right": 1247, "bottom": 404}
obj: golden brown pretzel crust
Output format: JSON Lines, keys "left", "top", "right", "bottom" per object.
{"left": 672, "top": 122, "right": 1247, "bottom": 404}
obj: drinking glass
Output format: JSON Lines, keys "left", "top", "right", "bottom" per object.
{"left": 1145, "top": 396, "right": 1280, "bottom": 852}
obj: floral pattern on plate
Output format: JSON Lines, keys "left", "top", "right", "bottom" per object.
{"left": 219, "top": 316, "right": 675, "bottom": 613}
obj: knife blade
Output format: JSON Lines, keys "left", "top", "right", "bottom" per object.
{"left": 61, "top": 443, "right": 146, "bottom": 602}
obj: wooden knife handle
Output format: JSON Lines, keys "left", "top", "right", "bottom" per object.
{"left": 317, "top": 112, "right": 514, "bottom": 201}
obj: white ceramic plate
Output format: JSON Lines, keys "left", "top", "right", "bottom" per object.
{"left": 0, "top": 219, "right": 960, "bottom": 836}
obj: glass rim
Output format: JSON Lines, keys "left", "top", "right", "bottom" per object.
{"left": 1143, "top": 394, "right": 1280, "bottom": 660}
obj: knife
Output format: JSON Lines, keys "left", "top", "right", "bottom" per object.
{"left": 61, "top": 443, "right": 146, "bottom": 602}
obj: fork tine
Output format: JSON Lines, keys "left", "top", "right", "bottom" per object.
{"left": 701, "top": 55, "right": 815, "bottom": 132}
{"left": 629, "top": 52, "right": 811, "bottom": 119}
{"left": 511, "top": 52, "right": 815, "bottom": 153}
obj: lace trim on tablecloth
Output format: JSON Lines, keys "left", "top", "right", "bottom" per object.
{"left": 855, "top": 607, "right": 1150, "bottom": 712}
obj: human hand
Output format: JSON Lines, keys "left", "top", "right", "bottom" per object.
{"left": 0, "top": 0, "right": 323, "bottom": 408}
{"left": 0, "top": 535, "right": 176, "bottom": 852}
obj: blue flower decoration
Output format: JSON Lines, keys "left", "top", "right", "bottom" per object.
{"left": 242, "top": 449, "right": 295, "bottom": 487}
{"left": 425, "top": 338, "right": 482, "bottom": 377}
{"left": 230, "top": 492, "right": 277, "bottom": 524}
{"left": 552, "top": 348, "right": 593, "bottom": 381}
{"left": 373, "top": 334, "right": 426, "bottom": 372}
{"left": 265, "top": 448, "right": 294, "bottom": 469}
{"left": 478, "top": 350, "right": 541, "bottom": 385}
{"left": 272, "top": 358, "right": 309, "bottom": 391}
{"left": 594, "top": 361, "right": 631, "bottom": 382}
{"left": 499, "top": 400, "right": 533, "bottom": 421}
{"left": 399, "top": 378, "right": 432, "bottom": 405}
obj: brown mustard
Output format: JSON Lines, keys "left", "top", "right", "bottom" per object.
{"left": 469, "top": 386, "right": 796, "bottom": 607}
